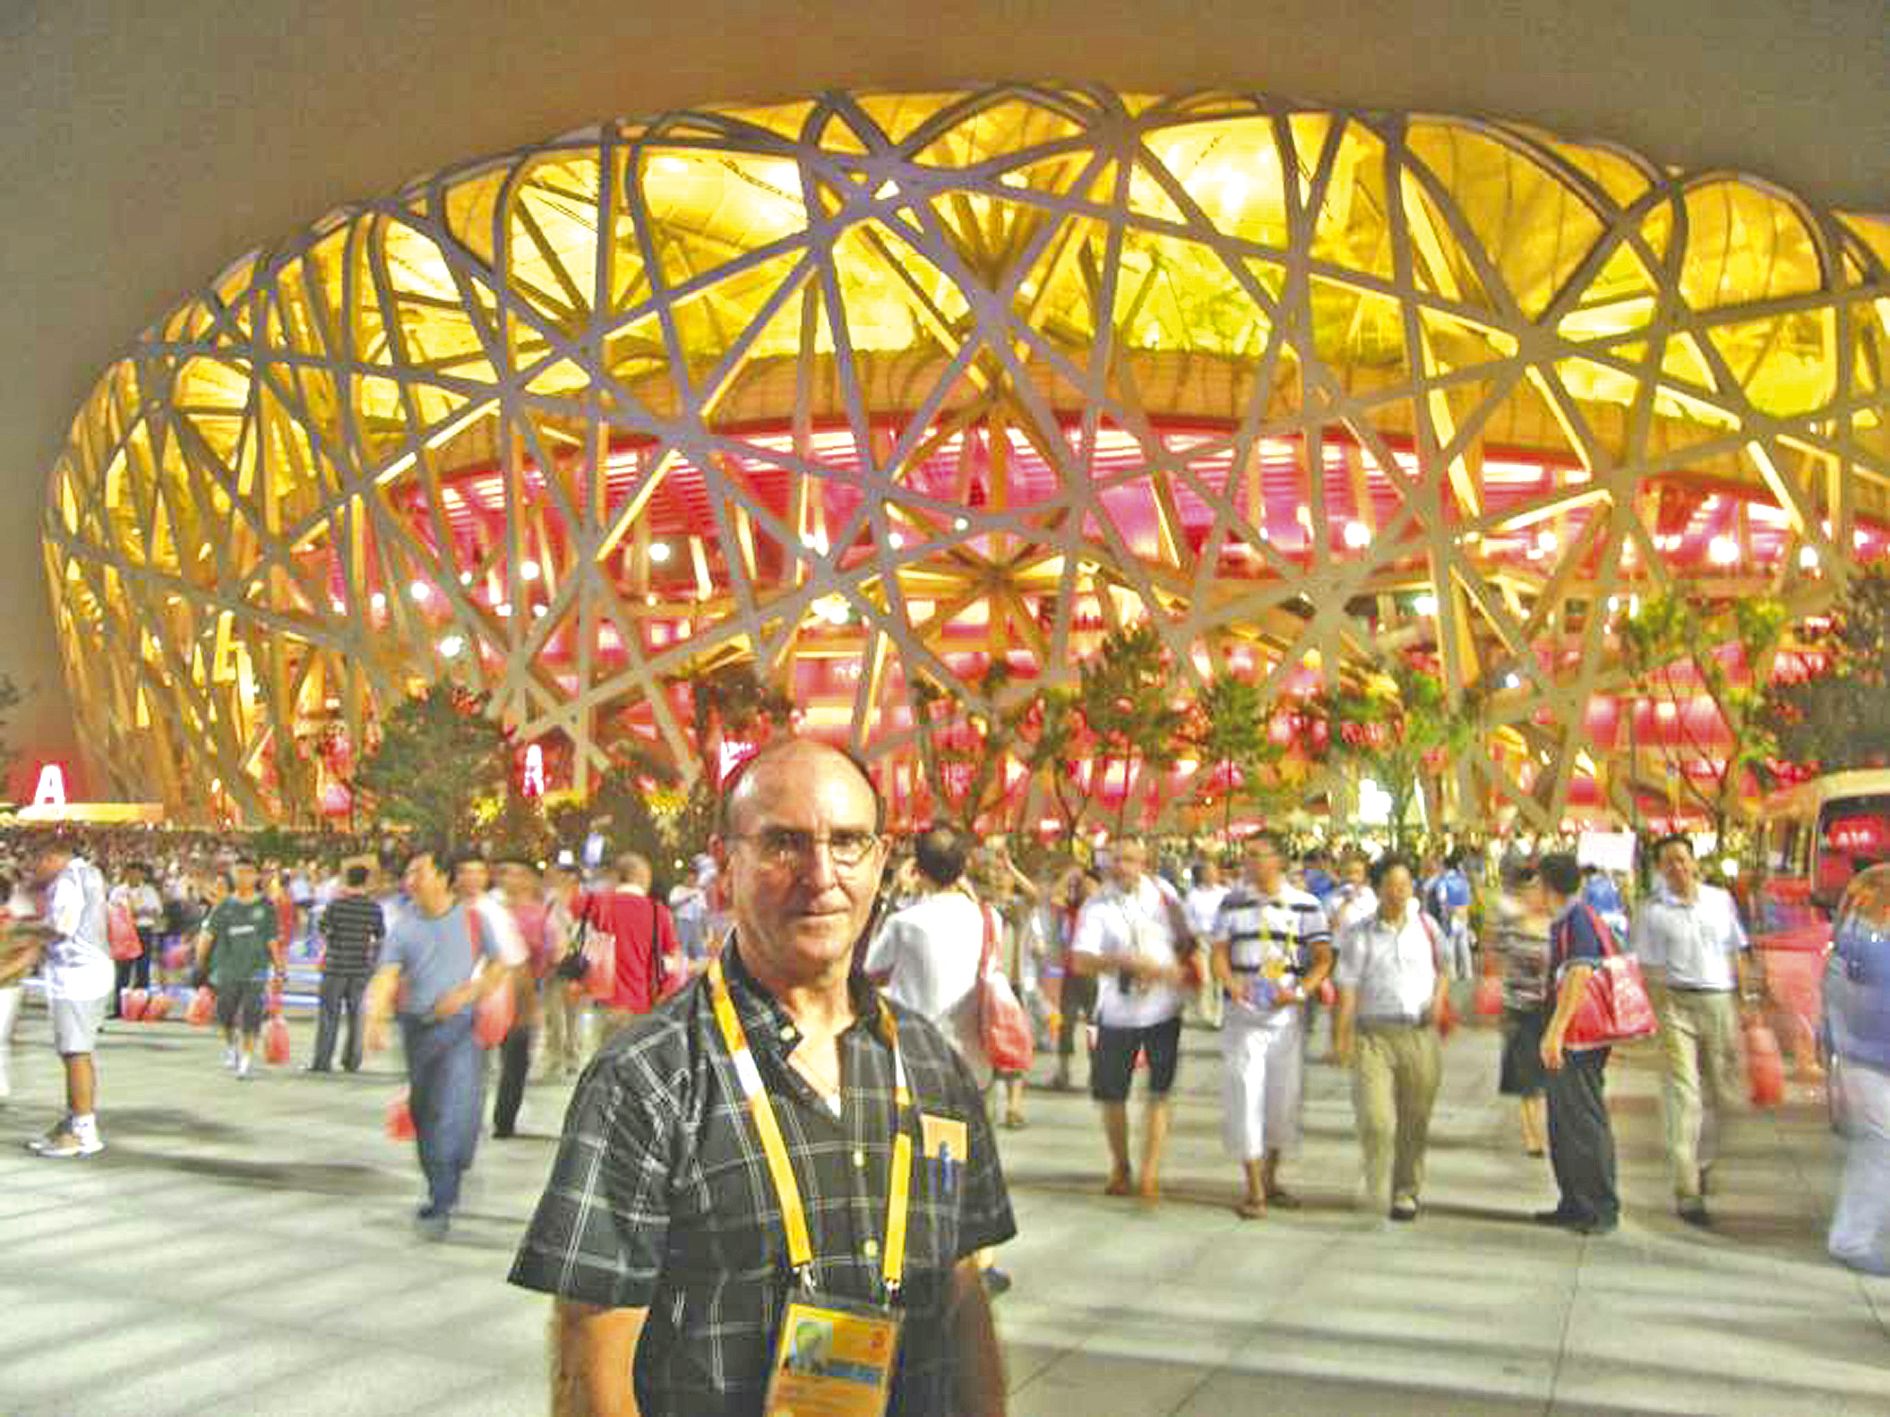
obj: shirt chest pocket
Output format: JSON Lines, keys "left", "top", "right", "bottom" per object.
{"left": 904, "top": 1112, "right": 967, "bottom": 1278}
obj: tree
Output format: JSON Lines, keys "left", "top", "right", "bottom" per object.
{"left": 1011, "top": 682, "right": 1087, "bottom": 835}
{"left": 1076, "top": 625, "right": 1188, "bottom": 834}
{"left": 911, "top": 661, "right": 1029, "bottom": 828}
{"left": 1184, "top": 676, "right": 1284, "bottom": 838}
{"left": 351, "top": 684, "right": 509, "bottom": 847}
{"left": 0, "top": 675, "right": 22, "bottom": 790}
{"left": 1619, "top": 584, "right": 1786, "bottom": 842}
{"left": 676, "top": 659, "right": 792, "bottom": 786}
{"left": 1764, "top": 566, "right": 1890, "bottom": 771}
{"left": 1317, "top": 657, "right": 1474, "bottom": 853}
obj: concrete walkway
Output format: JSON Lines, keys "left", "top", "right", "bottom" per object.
{"left": 1, "top": 1006, "right": 1886, "bottom": 1417}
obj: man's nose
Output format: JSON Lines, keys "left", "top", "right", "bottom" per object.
{"left": 801, "top": 845, "right": 842, "bottom": 889}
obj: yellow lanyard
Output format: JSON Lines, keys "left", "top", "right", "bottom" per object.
{"left": 707, "top": 957, "right": 915, "bottom": 1301}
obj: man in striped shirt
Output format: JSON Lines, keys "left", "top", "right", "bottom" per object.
{"left": 309, "top": 864, "right": 385, "bottom": 1073}
{"left": 1211, "top": 832, "right": 1333, "bottom": 1218}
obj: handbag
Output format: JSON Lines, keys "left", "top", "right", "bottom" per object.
{"left": 554, "top": 916, "right": 592, "bottom": 981}
{"left": 1745, "top": 1016, "right": 1785, "bottom": 1107}
{"left": 385, "top": 1089, "right": 417, "bottom": 1142}
{"left": 1559, "top": 906, "right": 1658, "bottom": 1051}
{"left": 263, "top": 1014, "right": 292, "bottom": 1065}
{"left": 468, "top": 908, "right": 516, "bottom": 1049}
{"left": 1473, "top": 973, "right": 1504, "bottom": 1018}
{"left": 977, "top": 903, "right": 1035, "bottom": 1074}
{"left": 107, "top": 903, "right": 143, "bottom": 961}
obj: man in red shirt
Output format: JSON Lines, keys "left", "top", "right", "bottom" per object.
{"left": 581, "top": 852, "right": 679, "bottom": 1032}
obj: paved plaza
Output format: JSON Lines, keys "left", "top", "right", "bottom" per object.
{"left": 1, "top": 1004, "right": 1887, "bottom": 1417}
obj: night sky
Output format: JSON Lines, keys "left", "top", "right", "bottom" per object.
{"left": 4, "top": 0, "right": 1885, "bottom": 801}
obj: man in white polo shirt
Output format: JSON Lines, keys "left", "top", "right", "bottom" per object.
{"left": 1631, "top": 832, "right": 1755, "bottom": 1227}
{"left": 2, "top": 837, "right": 114, "bottom": 1157}
{"left": 1334, "top": 854, "right": 1450, "bottom": 1221}
{"left": 1071, "top": 836, "right": 1194, "bottom": 1202}
{"left": 1212, "top": 831, "right": 1332, "bottom": 1218}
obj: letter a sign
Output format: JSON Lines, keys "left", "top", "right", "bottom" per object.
{"left": 32, "top": 763, "right": 68, "bottom": 809}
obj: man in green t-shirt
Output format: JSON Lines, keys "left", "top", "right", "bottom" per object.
{"left": 197, "top": 858, "right": 285, "bottom": 1080}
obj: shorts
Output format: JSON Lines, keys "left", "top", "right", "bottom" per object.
{"left": 1090, "top": 1016, "right": 1183, "bottom": 1102}
{"left": 51, "top": 995, "right": 107, "bottom": 1055}
{"left": 216, "top": 979, "right": 268, "bottom": 1035}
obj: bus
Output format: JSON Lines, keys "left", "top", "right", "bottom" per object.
{"left": 1761, "top": 769, "right": 1890, "bottom": 913}
{"left": 1755, "top": 770, "right": 1890, "bottom": 1077}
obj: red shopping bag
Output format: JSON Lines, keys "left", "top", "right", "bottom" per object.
{"left": 1559, "top": 908, "right": 1658, "bottom": 1050}
{"left": 161, "top": 940, "right": 191, "bottom": 972}
{"left": 107, "top": 904, "right": 143, "bottom": 961}
{"left": 263, "top": 1015, "right": 291, "bottom": 1066}
{"left": 120, "top": 988, "right": 148, "bottom": 1021}
{"left": 977, "top": 905, "right": 1035, "bottom": 1074}
{"left": 584, "top": 937, "right": 616, "bottom": 1001}
{"left": 385, "top": 1090, "right": 416, "bottom": 1141}
{"left": 1746, "top": 1017, "right": 1785, "bottom": 1107}
{"left": 473, "top": 977, "right": 516, "bottom": 1049}
{"left": 187, "top": 986, "right": 216, "bottom": 1027}
{"left": 1473, "top": 974, "right": 1504, "bottom": 1018}
{"left": 1436, "top": 993, "right": 1458, "bottom": 1040}
{"left": 144, "top": 991, "right": 173, "bottom": 1021}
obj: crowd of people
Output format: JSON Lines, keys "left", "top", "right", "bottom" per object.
{"left": 0, "top": 743, "right": 1886, "bottom": 1414}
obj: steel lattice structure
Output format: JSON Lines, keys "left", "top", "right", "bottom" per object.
{"left": 42, "top": 85, "right": 1890, "bottom": 827}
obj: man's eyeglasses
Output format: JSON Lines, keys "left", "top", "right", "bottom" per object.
{"left": 732, "top": 828, "right": 882, "bottom": 870}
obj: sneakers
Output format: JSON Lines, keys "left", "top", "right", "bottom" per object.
{"left": 1389, "top": 1197, "right": 1420, "bottom": 1222}
{"left": 222, "top": 1046, "right": 238, "bottom": 1071}
{"left": 235, "top": 1055, "right": 253, "bottom": 1081}
{"left": 414, "top": 1206, "right": 451, "bottom": 1241}
{"left": 1677, "top": 1197, "right": 1711, "bottom": 1228}
{"left": 28, "top": 1128, "right": 105, "bottom": 1159}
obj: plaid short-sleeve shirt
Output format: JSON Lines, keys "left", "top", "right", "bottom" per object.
{"left": 509, "top": 947, "right": 1015, "bottom": 1417}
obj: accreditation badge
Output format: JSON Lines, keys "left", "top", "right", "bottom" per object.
{"left": 764, "top": 1292, "right": 903, "bottom": 1417}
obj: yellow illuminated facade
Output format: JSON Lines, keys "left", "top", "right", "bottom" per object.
{"left": 42, "top": 86, "right": 1890, "bottom": 827}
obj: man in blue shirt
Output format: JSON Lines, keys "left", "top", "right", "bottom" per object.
{"left": 1425, "top": 850, "right": 1476, "bottom": 980}
{"left": 1535, "top": 852, "right": 1619, "bottom": 1235}
{"left": 365, "top": 845, "right": 525, "bottom": 1238}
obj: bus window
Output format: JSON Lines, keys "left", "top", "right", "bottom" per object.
{"left": 1771, "top": 820, "right": 1800, "bottom": 876}
{"left": 1814, "top": 795, "right": 1890, "bottom": 907}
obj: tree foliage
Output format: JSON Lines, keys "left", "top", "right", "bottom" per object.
{"left": 352, "top": 684, "right": 508, "bottom": 847}
{"left": 912, "top": 661, "right": 1032, "bottom": 828}
{"left": 1619, "top": 584, "right": 1786, "bottom": 836}
{"left": 0, "top": 675, "right": 21, "bottom": 788}
{"left": 1317, "top": 658, "right": 1474, "bottom": 852}
{"left": 1185, "top": 676, "right": 1285, "bottom": 835}
{"left": 1076, "top": 625, "right": 1188, "bottom": 832}
{"left": 1764, "top": 567, "right": 1890, "bottom": 772}
{"left": 676, "top": 659, "right": 792, "bottom": 784}
{"left": 1013, "top": 683, "right": 1085, "bottom": 834}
